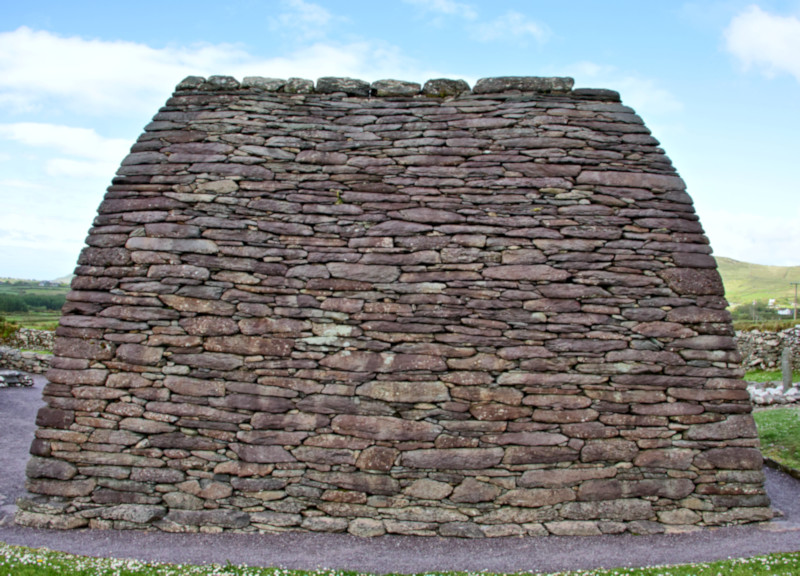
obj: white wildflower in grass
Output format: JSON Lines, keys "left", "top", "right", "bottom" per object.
{"left": 2, "top": 542, "right": 800, "bottom": 575}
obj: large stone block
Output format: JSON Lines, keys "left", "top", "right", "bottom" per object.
{"left": 401, "top": 448, "right": 504, "bottom": 469}
{"left": 332, "top": 415, "right": 441, "bottom": 441}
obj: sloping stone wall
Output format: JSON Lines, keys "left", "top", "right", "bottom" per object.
{"left": 18, "top": 76, "right": 771, "bottom": 537}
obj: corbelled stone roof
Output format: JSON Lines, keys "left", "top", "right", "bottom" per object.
{"left": 18, "top": 75, "right": 771, "bottom": 537}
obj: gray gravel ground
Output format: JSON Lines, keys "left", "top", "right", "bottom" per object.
{"left": 1, "top": 376, "right": 800, "bottom": 574}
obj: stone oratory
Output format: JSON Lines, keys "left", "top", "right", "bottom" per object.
{"left": 18, "top": 75, "right": 772, "bottom": 537}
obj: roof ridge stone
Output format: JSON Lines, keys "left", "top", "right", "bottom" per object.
{"left": 174, "top": 74, "right": 619, "bottom": 101}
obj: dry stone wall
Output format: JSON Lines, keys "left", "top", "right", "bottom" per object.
{"left": 6, "top": 328, "right": 56, "bottom": 352}
{"left": 737, "top": 327, "right": 800, "bottom": 371}
{"left": 18, "top": 76, "right": 771, "bottom": 537}
{"left": 0, "top": 346, "right": 51, "bottom": 374}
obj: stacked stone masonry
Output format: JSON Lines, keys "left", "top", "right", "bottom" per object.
{"left": 737, "top": 327, "right": 800, "bottom": 371}
{"left": 0, "top": 347, "right": 52, "bottom": 374}
{"left": 18, "top": 75, "right": 771, "bottom": 537}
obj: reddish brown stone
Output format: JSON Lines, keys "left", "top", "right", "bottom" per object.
{"left": 54, "top": 338, "right": 114, "bottom": 361}
{"left": 519, "top": 467, "right": 617, "bottom": 487}
{"left": 231, "top": 444, "right": 296, "bottom": 463}
{"left": 451, "top": 386, "right": 523, "bottom": 405}
{"left": 320, "top": 351, "right": 446, "bottom": 373}
{"left": 355, "top": 380, "right": 449, "bottom": 403}
{"left": 685, "top": 415, "right": 758, "bottom": 440}
{"left": 356, "top": 446, "right": 399, "bottom": 471}
{"left": 483, "top": 265, "right": 570, "bottom": 281}
{"left": 251, "top": 413, "right": 330, "bottom": 430}
{"left": 310, "top": 471, "right": 399, "bottom": 495}
{"left": 204, "top": 336, "right": 292, "bottom": 357}
{"left": 115, "top": 344, "right": 163, "bottom": 366}
{"left": 503, "top": 446, "right": 579, "bottom": 465}
{"left": 470, "top": 404, "right": 532, "bottom": 421}
{"left": 332, "top": 415, "right": 441, "bottom": 441}
{"left": 580, "top": 439, "right": 638, "bottom": 462}
{"left": 577, "top": 171, "right": 685, "bottom": 190}
{"left": 634, "top": 448, "right": 694, "bottom": 469}
{"left": 694, "top": 448, "right": 763, "bottom": 470}
{"left": 401, "top": 448, "right": 504, "bottom": 469}
{"left": 326, "top": 263, "right": 400, "bottom": 283}
{"left": 497, "top": 488, "right": 576, "bottom": 508}
{"left": 523, "top": 394, "right": 592, "bottom": 409}
{"left": 659, "top": 268, "right": 725, "bottom": 296}
{"left": 180, "top": 317, "right": 239, "bottom": 336}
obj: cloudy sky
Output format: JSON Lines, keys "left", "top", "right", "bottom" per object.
{"left": 1, "top": 0, "right": 799, "bottom": 279}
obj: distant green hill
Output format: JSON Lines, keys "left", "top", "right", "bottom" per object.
{"left": 716, "top": 257, "right": 800, "bottom": 308}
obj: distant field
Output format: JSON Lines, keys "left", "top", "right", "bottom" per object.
{"left": 3, "top": 312, "right": 61, "bottom": 330}
{"left": 717, "top": 257, "right": 800, "bottom": 308}
{"left": 0, "top": 279, "right": 69, "bottom": 330}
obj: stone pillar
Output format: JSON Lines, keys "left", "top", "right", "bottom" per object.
{"left": 782, "top": 347, "right": 793, "bottom": 391}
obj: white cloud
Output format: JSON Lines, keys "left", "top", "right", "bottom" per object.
{"left": 0, "top": 122, "right": 130, "bottom": 179}
{"left": 470, "top": 10, "right": 550, "bottom": 44}
{"left": 724, "top": 5, "right": 800, "bottom": 81}
{"left": 269, "top": 0, "right": 337, "bottom": 41}
{"left": 0, "top": 123, "right": 129, "bottom": 161}
{"left": 0, "top": 27, "right": 251, "bottom": 116}
{"left": 0, "top": 27, "right": 451, "bottom": 120}
{"left": 403, "top": 0, "right": 478, "bottom": 20}
{"left": 566, "top": 61, "right": 683, "bottom": 118}
{"left": 702, "top": 207, "right": 800, "bottom": 269}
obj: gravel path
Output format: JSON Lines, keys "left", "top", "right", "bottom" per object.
{"left": 1, "top": 376, "right": 799, "bottom": 574}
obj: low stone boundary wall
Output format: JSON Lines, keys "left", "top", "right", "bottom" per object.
{"left": 0, "top": 346, "right": 51, "bottom": 373}
{"left": 3, "top": 328, "right": 56, "bottom": 352}
{"left": 736, "top": 327, "right": 800, "bottom": 371}
{"left": 0, "top": 369, "right": 33, "bottom": 387}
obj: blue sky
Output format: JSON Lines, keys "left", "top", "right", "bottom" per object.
{"left": 1, "top": 0, "right": 799, "bottom": 279}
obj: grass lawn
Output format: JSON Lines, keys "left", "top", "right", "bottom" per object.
{"left": 2, "top": 542, "right": 800, "bottom": 576}
{"left": 746, "top": 369, "right": 800, "bottom": 383}
{"left": 753, "top": 406, "right": 800, "bottom": 472}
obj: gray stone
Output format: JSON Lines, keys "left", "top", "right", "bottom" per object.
{"left": 348, "top": 518, "right": 386, "bottom": 537}
{"left": 166, "top": 509, "right": 250, "bottom": 528}
{"left": 401, "top": 448, "right": 504, "bottom": 470}
{"left": 371, "top": 79, "right": 421, "bottom": 96}
{"left": 422, "top": 78, "right": 470, "bottom": 97}
{"left": 100, "top": 504, "right": 166, "bottom": 523}
{"left": 241, "top": 77, "right": 286, "bottom": 91}
{"left": 404, "top": 479, "right": 454, "bottom": 500}
{"left": 316, "top": 77, "right": 371, "bottom": 96}
{"left": 473, "top": 76, "right": 574, "bottom": 94}
{"left": 26, "top": 457, "right": 77, "bottom": 481}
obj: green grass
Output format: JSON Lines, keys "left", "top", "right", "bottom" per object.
{"left": 753, "top": 406, "right": 800, "bottom": 472}
{"left": 733, "top": 319, "right": 800, "bottom": 332}
{"left": 2, "top": 312, "right": 61, "bottom": 331}
{"left": 1, "top": 542, "right": 800, "bottom": 576}
{"left": 745, "top": 369, "right": 800, "bottom": 383}
{"left": 0, "top": 280, "right": 67, "bottom": 330}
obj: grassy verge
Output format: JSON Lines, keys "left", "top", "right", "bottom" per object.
{"left": 2, "top": 542, "right": 800, "bottom": 576}
{"left": 745, "top": 369, "right": 800, "bottom": 383}
{"left": 753, "top": 406, "right": 800, "bottom": 472}
{"left": 733, "top": 319, "right": 799, "bottom": 332}
{"left": 2, "top": 312, "right": 60, "bottom": 331}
